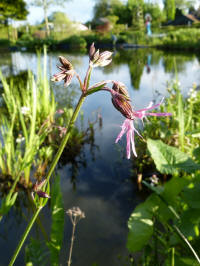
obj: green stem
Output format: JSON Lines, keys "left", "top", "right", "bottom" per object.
{"left": 173, "top": 224, "right": 200, "bottom": 264}
{"left": 46, "top": 94, "right": 86, "bottom": 184}
{"left": 171, "top": 247, "right": 175, "bottom": 266}
{"left": 8, "top": 207, "right": 42, "bottom": 266}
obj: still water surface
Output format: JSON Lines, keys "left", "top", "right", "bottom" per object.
{"left": 0, "top": 48, "right": 199, "bottom": 265}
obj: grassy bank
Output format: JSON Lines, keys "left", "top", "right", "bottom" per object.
{"left": 1, "top": 25, "right": 200, "bottom": 52}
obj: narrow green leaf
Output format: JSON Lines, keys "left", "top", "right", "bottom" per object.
{"left": 47, "top": 175, "right": 64, "bottom": 266}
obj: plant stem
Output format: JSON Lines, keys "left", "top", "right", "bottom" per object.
{"left": 171, "top": 247, "right": 175, "bottom": 266}
{"left": 68, "top": 219, "right": 76, "bottom": 266}
{"left": 46, "top": 94, "right": 86, "bottom": 183}
{"left": 173, "top": 224, "right": 200, "bottom": 264}
{"left": 8, "top": 207, "right": 42, "bottom": 266}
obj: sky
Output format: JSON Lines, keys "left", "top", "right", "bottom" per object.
{"left": 24, "top": 0, "right": 162, "bottom": 25}
{"left": 24, "top": 0, "right": 199, "bottom": 25}
{"left": 26, "top": 0, "right": 96, "bottom": 25}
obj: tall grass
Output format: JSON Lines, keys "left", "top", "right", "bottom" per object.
{"left": 0, "top": 46, "right": 55, "bottom": 184}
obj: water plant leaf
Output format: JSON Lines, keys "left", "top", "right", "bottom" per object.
{"left": 47, "top": 175, "right": 64, "bottom": 266}
{"left": 147, "top": 138, "right": 200, "bottom": 174}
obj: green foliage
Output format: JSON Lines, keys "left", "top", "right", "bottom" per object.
{"left": 143, "top": 3, "right": 165, "bottom": 27}
{"left": 147, "top": 139, "right": 200, "bottom": 175}
{"left": 127, "top": 172, "right": 200, "bottom": 264}
{"left": 58, "top": 35, "right": 87, "bottom": 51}
{"left": 0, "top": 47, "right": 56, "bottom": 187}
{"left": 164, "top": 0, "right": 176, "bottom": 21}
{"left": 161, "top": 28, "right": 200, "bottom": 51}
{"left": 128, "top": 78, "right": 200, "bottom": 264}
{"left": 127, "top": 0, "right": 144, "bottom": 29}
{"left": 175, "top": 0, "right": 196, "bottom": 11}
{"left": 47, "top": 175, "right": 64, "bottom": 266}
{"left": 92, "top": 0, "right": 123, "bottom": 20}
{"left": 25, "top": 238, "right": 49, "bottom": 266}
{"left": 48, "top": 11, "right": 71, "bottom": 33}
{"left": 0, "top": 0, "right": 28, "bottom": 24}
{"left": 127, "top": 194, "right": 155, "bottom": 252}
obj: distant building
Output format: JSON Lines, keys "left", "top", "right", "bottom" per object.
{"left": 165, "top": 10, "right": 200, "bottom": 26}
{"left": 94, "top": 18, "right": 112, "bottom": 33}
{"left": 72, "top": 23, "right": 88, "bottom": 31}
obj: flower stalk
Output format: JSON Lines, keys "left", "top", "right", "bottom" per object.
{"left": 45, "top": 94, "right": 86, "bottom": 184}
{"left": 9, "top": 207, "right": 42, "bottom": 266}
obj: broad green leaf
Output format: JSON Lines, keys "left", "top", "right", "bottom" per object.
{"left": 47, "top": 175, "right": 64, "bottom": 266}
{"left": 147, "top": 138, "right": 200, "bottom": 174}
{"left": 179, "top": 209, "right": 200, "bottom": 238}
{"left": 127, "top": 194, "right": 157, "bottom": 252}
{"left": 182, "top": 181, "right": 200, "bottom": 209}
{"left": 193, "top": 147, "right": 200, "bottom": 163}
{"left": 162, "top": 177, "right": 189, "bottom": 204}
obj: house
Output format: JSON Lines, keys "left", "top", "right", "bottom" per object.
{"left": 166, "top": 13, "right": 200, "bottom": 26}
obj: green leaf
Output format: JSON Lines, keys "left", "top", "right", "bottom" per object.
{"left": 47, "top": 175, "right": 64, "bottom": 266}
{"left": 127, "top": 194, "right": 157, "bottom": 252}
{"left": 193, "top": 147, "right": 200, "bottom": 163}
{"left": 161, "top": 177, "right": 189, "bottom": 204}
{"left": 186, "top": 129, "right": 200, "bottom": 138}
{"left": 147, "top": 138, "right": 200, "bottom": 174}
{"left": 182, "top": 181, "right": 200, "bottom": 209}
{"left": 179, "top": 209, "right": 200, "bottom": 238}
{"left": 25, "top": 237, "right": 49, "bottom": 266}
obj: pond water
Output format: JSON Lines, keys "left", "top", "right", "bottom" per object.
{"left": 0, "top": 48, "right": 199, "bottom": 265}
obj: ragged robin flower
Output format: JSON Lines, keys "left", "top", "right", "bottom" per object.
{"left": 31, "top": 179, "right": 50, "bottom": 200}
{"left": 89, "top": 42, "right": 112, "bottom": 68}
{"left": 115, "top": 99, "right": 172, "bottom": 159}
{"left": 52, "top": 56, "right": 75, "bottom": 86}
{"left": 104, "top": 81, "right": 134, "bottom": 120}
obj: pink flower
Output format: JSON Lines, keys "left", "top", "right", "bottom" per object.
{"left": 115, "top": 99, "right": 172, "bottom": 159}
{"left": 115, "top": 119, "right": 142, "bottom": 159}
{"left": 133, "top": 98, "right": 172, "bottom": 122}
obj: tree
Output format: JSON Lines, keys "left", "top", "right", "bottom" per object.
{"left": 127, "top": 0, "right": 144, "bottom": 29}
{"left": 30, "top": 0, "right": 71, "bottom": 37}
{"left": 93, "top": 0, "right": 123, "bottom": 20}
{"left": 164, "top": 0, "right": 176, "bottom": 21}
{"left": 143, "top": 3, "right": 165, "bottom": 27}
{"left": 175, "top": 0, "right": 196, "bottom": 12}
{"left": 48, "top": 12, "right": 71, "bottom": 31}
{"left": 48, "top": 11, "right": 72, "bottom": 38}
{"left": 0, "top": 0, "right": 28, "bottom": 25}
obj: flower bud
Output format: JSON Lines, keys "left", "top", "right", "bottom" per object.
{"left": 89, "top": 43, "right": 112, "bottom": 68}
{"left": 112, "top": 81, "right": 130, "bottom": 100}
{"left": 52, "top": 56, "right": 75, "bottom": 86}
{"left": 111, "top": 91, "right": 134, "bottom": 120}
{"left": 36, "top": 190, "right": 50, "bottom": 198}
